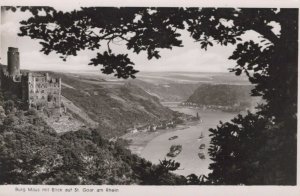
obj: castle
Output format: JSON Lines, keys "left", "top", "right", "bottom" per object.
{"left": 0, "top": 47, "right": 62, "bottom": 111}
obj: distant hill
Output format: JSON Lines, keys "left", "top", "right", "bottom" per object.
{"left": 130, "top": 72, "right": 250, "bottom": 85}
{"left": 186, "top": 84, "right": 257, "bottom": 112}
{"left": 125, "top": 72, "right": 250, "bottom": 102}
{"left": 44, "top": 71, "right": 250, "bottom": 103}
{"left": 126, "top": 79, "right": 200, "bottom": 102}
{"left": 49, "top": 72, "right": 175, "bottom": 138}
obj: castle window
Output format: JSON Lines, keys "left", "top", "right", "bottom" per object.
{"left": 47, "top": 94, "right": 53, "bottom": 102}
{"left": 41, "top": 90, "right": 44, "bottom": 93}
{"left": 42, "top": 96, "right": 45, "bottom": 99}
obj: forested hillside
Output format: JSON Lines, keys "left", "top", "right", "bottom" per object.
{"left": 50, "top": 72, "right": 175, "bottom": 138}
{"left": 186, "top": 84, "right": 255, "bottom": 111}
{"left": 0, "top": 90, "right": 189, "bottom": 185}
{"left": 125, "top": 72, "right": 250, "bottom": 102}
{"left": 126, "top": 79, "right": 200, "bottom": 102}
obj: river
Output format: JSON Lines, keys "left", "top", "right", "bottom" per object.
{"left": 139, "top": 102, "right": 237, "bottom": 176}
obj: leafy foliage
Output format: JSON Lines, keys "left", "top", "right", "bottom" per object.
{"left": 0, "top": 96, "right": 186, "bottom": 185}
{"left": 89, "top": 52, "right": 138, "bottom": 79}
{"left": 5, "top": 7, "right": 273, "bottom": 79}
{"left": 208, "top": 112, "right": 269, "bottom": 184}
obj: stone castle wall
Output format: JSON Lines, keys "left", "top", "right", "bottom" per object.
{"left": 28, "top": 73, "right": 61, "bottom": 110}
{"left": 0, "top": 47, "right": 62, "bottom": 112}
{"left": 0, "top": 68, "right": 23, "bottom": 99}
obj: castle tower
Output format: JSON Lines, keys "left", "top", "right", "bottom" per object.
{"left": 7, "top": 47, "right": 20, "bottom": 77}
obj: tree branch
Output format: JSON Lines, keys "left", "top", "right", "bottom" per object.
{"left": 251, "top": 24, "right": 280, "bottom": 45}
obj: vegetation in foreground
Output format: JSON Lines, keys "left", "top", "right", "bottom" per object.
{"left": 0, "top": 91, "right": 204, "bottom": 185}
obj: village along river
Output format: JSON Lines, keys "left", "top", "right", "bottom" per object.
{"left": 140, "top": 102, "right": 237, "bottom": 176}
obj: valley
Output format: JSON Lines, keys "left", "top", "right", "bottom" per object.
{"left": 0, "top": 69, "right": 262, "bottom": 182}
{"left": 49, "top": 72, "right": 176, "bottom": 138}
{"left": 49, "top": 71, "right": 259, "bottom": 177}
{"left": 122, "top": 101, "right": 237, "bottom": 176}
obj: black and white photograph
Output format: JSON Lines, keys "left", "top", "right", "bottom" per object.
{"left": 0, "top": 0, "right": 299, "bottom": 195}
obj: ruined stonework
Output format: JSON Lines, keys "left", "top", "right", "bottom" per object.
{"left": 26, "top": 72, "right": 61, "bottom": 109}
{"left": 0, "top": 47, "right": 62, "bottom": 111}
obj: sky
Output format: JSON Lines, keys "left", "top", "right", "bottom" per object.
{"left": 0, "top": 6, "right": 260, "bottom": 73}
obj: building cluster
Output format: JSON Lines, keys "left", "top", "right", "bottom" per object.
{"left": 128, "top": 120, "right": 176, "bottom": 134}
{"left": 0, "top": 47, "right": 62, "bottom": 113}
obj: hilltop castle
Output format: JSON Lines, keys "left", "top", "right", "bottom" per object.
{"left": 0, "top": 47, "right": 62, "bottom": 111}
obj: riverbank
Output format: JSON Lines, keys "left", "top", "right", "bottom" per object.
{"left": 122, "top": 103, "right": 237, "bottom": 176}
{"left": 140, "top": 106, "right": 236, "bottom": 176}
{"left": 121, "top": 120, "right": 199, "bottom": 156}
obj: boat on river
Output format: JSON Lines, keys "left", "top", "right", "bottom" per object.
{"left": 168, "top": 135, "right": 178, "bottom": 140}
{"left": 197, "top": 132, "right": 204, "bottom": 141}
{"left": 199, "top": 144, "right": 206, "bottom": 149}
{"left": 167, "top": 145, "right": 182, "bottom": 157}
{"left": 198, "top": 152, "right": 206, "bottom": 159}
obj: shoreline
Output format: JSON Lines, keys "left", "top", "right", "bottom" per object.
{"left": 121, "top": 106, "right": 237, "bottom": 176}
{"left": 121, "top": 120, "right": 200, "bottom": 156}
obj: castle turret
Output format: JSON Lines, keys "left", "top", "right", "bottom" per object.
{"left": 7, "top": 47, "right": 20, "bottom": 77}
